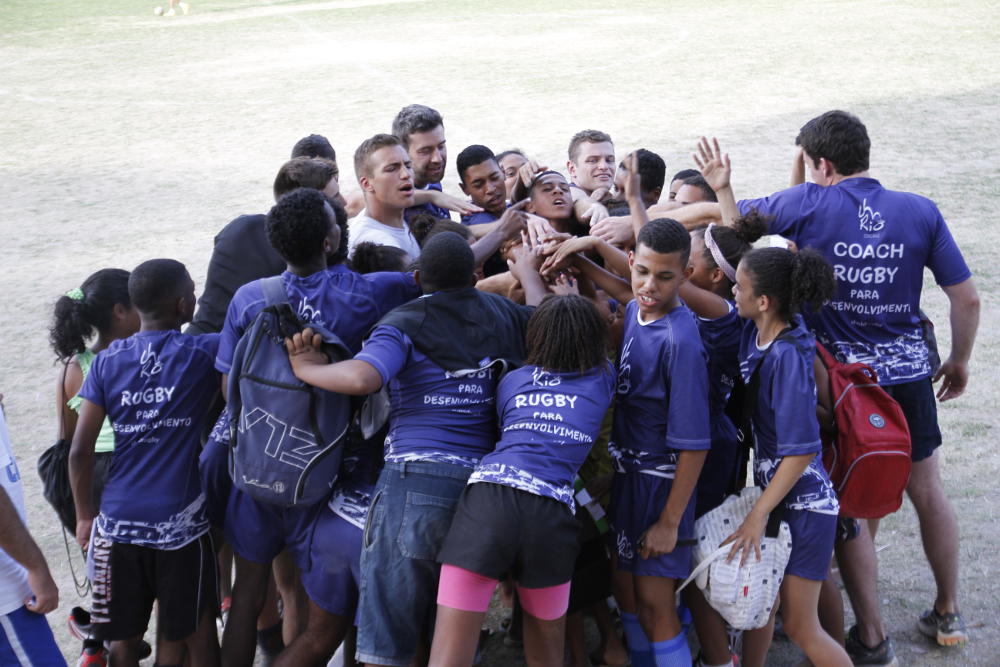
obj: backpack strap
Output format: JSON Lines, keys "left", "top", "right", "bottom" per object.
{"left": 676, "top": 544, "right": 730, "bottom": 594}
{"left": 260, "top": 275, "right": 289, "bottom": 308}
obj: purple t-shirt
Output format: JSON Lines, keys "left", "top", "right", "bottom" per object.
{"left": 355, "top": 325, "right": 498, "bottom": 465}
{"left": 738, "top": 178, "right": 971, "bottom": 384}
{"left": 460, "top": 210, "right": 501, "bottom": 226}
{"left": 470, "top": 362, "right": 616, "bottom": 509}
{"left": 739, "top": 318, "right": 838, "bottom": 515}
{"left": 216, "top": 265, "right": 420, "bottom": 373}
{"left": 80, "top": 331, "right": 220, "bottom": 548}
{"left": 610, "top": 301, "right": 712, "bottom": 476}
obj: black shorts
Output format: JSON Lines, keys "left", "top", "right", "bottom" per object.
{"left": 90, "top": 532, "right": 217, "bottom": 642}
{"left": 438, "top": 482, "right": 580, "bottom": 589}
{"left": 882, "top": 378, "right": 942, "bottom": 462}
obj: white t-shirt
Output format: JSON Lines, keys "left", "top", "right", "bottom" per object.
{"left": 0, "top": 408, "right": 32, "bottom": 615}
{"left": 348, "top": 213, "right": 421, "bottom": 261}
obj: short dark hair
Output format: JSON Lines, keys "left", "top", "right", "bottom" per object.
{"left": 525, "top": 295, "right": 610, "bottom": 374}
{"left": 128, "top": 259, "right": 189, "bottom": 318}
{"left": 796, "top": 110, "right": 870, "bottom": 175}
{"left": 350, "top": 242, "right": 409, "bottom": 274}
{"left": 273, "top": 157, "right": 336, "bottom": 200}
{"left": 636, "top": 218, "right": 691, "bottom": 265}
{"left": 290, "top": 134, "right": 336, "bottom": 161}
{"left": 265, "top": 188, "right": 332, "bottom": 265}
{"left": 418, "top": 232, "right": 474, "bottom": 293}
{"left": 354, "top": 133, "right": 402, "bottom": 181}
{"left": 391, "top": 104, "right": 444, "bottom": 148}
{"left": 681, "top": 174, "right": 718, "bottom": 202}
{"left": 671, "top": 168, "right": 700, "bottom": 183}
{"left": 456, "top": 144, "right": 496, "bottom": 183}
{"left": 741, "top": 247, "right": 836, "bottom": 320}
{"left": 568, "top": 130, "right": 612, "bottom": 162}
{"left": 421, "top": 219, "right": 472, "bottom": 247}
{"left": 632, "top": 148, "right": 666, "bottom": 196}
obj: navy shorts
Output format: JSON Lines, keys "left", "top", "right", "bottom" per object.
{"left": 198, "top": 431, "right": 231, "bottom": 529}
{"left": 439, "top": 482, "right": 580, "bottom": 589}
{"left": 302, "top": 507, "right": 362, "bottom": 618}
{"left": 609, "top": 471, "right": 694, "bottom": 580}
{"left": 223, "top": 488, "right": 319, "bottom": 570}
{"left": 0, "top": 605, "right": 64, "bottom": 666}
{"left": 783, "top": 507, "right": 837, "bottom": 581}
{"left": 356, "top": 461, "right": 471, "bottom": 667}
{"left": 882, "top": 378, "right": 942, "bottom": 463}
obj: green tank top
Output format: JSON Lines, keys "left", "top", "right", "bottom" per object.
{"left": 66, "top": 349, "right": 115, "bottom": 453}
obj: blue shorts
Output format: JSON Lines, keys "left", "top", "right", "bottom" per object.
{"left": 0, "top": 606, "right": 64, "bottom": 666}
{"left": 882, "top": 378, "right": 942, "bottom": 462}
{"left": 609, "top": 470, "right": 694, "bottom": 580}
{"left": 302, "top": 508, "right": 362, "bottom": 618}
{"left": 223, "top": 488, "right": 320, "bottom": 570}
{"left": 356, "top": 461, "right": 471, "bottom": 667}
{"left": 198, "top": 433, "right": 231, "bottom": 529}
{"left": 783, "top": 507, "right": 837, "bottom": 581}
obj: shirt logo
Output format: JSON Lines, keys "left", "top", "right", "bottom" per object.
{"left": 140, "top": 343, "right": 163, "bottom": 378}
{"left": 869, "top": 413, "right": 886, "bottom": 429}
{"left": 531, "top": 368, "right": 561, "bottom": 388}
{"left": 858, "top": 198, "right": 885, "bottom": 233}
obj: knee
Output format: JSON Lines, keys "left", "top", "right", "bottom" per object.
{"left": 781, "top": 613, "right": 817, "bottom": 647}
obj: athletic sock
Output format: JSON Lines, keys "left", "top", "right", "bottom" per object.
{"left": 651, "top": 631, "right": 692, "bottom": 667}
{"left": 621, "top": 612, "right": 654, "bottom": 667}
{"left": 256, "top": 620, "right": 284, "bottom": 655}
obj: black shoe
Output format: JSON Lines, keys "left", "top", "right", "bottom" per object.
{"left": 845, "top": 625, "right": 898, "bottom": 666}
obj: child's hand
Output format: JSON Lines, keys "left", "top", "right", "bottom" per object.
{"left": 638, "top": 519, "right": 678, "bottom": 559}
{"left": 693, "top": 136, "right": 731, "bottom": 193}
{"left": 507, "top": 231, "right": 544, "bottom": 281}
{"left": 285, "top": 328, "right": 328, "bottom": 377}
{"left": 540, "top": 235, "right": 594, "bottom": 276}
{"left": 549, "top": 273, "right": 579, "bottom": 296}
{"left": 721, "top": 509, "right": 766, "bottom": 566}
{"left": 76, "top": 517, "right": 93, "bottom": 552}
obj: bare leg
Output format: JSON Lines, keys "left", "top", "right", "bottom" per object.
{"left": 274, "top": 597, "right": 351, "bottom": 667}
{"left": 817, "top": 573, "right": 845, "bottom": 647}
{"left": 835, "top": 521, "right": 885, "bottom": 647}
{"left": 634, "top": 575, "right": 680, "bottom": 643}
{"left": 427, "top": 606, "right": 487, "bottom": 667}
{"left": 591, "top": 601, "right": 628, "bottom": 666}
{"left": 108, "top": 636, "right": 143, "bottom": 667}
{"left": 683, "top": 586, "right": 731, "bottom": 665}
{"left": 184, "top": 607, "right": 222, "bottom": 667}
{"left": 740, "top": 597, "right": 778, "bottom": 667}
{"left": 780, "top": 575, "right": 850, "bottom": 667}
{"left": 565, "top": 612, "right": 589, "bottom": 667}
{"left": 221, "top": 555, "right": 270, "bottom": 667}
{"left": 522, "top": 612, "right": 566, "bottom": 667}
{"left": 273, "top": 549, "right": 307, "bottom": 645}
{"left": 906, "top": 452, "right": 960, "bottom": 613}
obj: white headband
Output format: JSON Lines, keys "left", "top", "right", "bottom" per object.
{"left": 704, "top": 223, "right": 737, "bottom": 282}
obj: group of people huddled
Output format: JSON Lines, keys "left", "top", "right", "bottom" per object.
{"left": 6, "top": 104, "right": 976, "bottom": 667}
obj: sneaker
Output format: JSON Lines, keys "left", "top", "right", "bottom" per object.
{"left": 918, "top": 607, "right": 968, "bottom": 646}
{"left": 164, "top": 7, "right": 176, "bottom": 16}
{"left": 178, "top": 1, "right": 189, "bottom": 14}
{"left": 67, "top": 607, "right": 92, "bottom": 641}
{"left": 845, "top": 625, "right": 898, "bottom": 666}
{"left": 76, "top": 640, "right": 107, "bottom": 667}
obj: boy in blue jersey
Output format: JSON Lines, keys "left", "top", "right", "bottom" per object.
{"left": 730, "top": 110, "right": 980, "bottom": 656}
{"left": 284, "top": 231, "right": 549, "bottom": 667}
{"left": 69, "top": 258, "right": 221, "bottom": 666}
{"left": 456, "top": 144, "right": 509, "bottom": 225}
{"left": 609, "top": 218, "right": 711, "bottom": 667}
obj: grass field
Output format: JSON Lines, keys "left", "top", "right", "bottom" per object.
{"left": 1, "top": 0, "right": 998, "bottom": 663}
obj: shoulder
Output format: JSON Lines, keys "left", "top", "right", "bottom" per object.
{"left": 217, "top": 213, "right": 267, "bottom": 239}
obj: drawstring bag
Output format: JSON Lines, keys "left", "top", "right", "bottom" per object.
{"left": 677, "top": 486, "right": 792, "bottom": 630}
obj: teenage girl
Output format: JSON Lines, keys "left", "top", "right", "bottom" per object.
{"left": 724, "top": 247, "right": 850, "bottom": 667}
{"left": 427, "top": 294, "right": 615, "bottom": 667}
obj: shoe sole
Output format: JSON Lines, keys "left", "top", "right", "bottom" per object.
{"left": 918, "top": 622, "right": 968, "bottom": 647}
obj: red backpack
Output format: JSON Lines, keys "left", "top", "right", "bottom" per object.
{"left": 817, "top": 343, "right": 912, "bottom": 519}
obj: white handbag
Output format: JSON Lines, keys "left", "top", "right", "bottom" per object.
{"left": 676, "top": 486, "right": 793, "bottom": 630}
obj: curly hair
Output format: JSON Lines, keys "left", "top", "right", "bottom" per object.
{"left": 524, "top": 295, "right": 610, "bottom": 373}
{"left": 691, "top": 209, "right": 770, "bottom": 287}
{"left": 350, "top": 242, "right": 409, "bottom": 274}
{"left": 128, "top": 259, "right": 190, "bottom": 318}
{"left": 741, "top": 247, "right": 836, "bottom": 320}
{"left": 265, "top": 187, "right": 332, "bottom": 265}
{"left": 49, "top": 268, "right": 130, "bottom": 361}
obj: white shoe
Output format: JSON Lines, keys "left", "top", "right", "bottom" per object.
{"left": 165, "top": 7, "right": 176, "bottom": 15}
{"left": 178, "top": 1, "right": 189, "bottom": 14}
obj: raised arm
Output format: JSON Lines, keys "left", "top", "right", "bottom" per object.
{"left": 693, "top": 136, "right": 738, "bottom": 226}
{"left": 417, "top": 188, "right": 485, "bottom": 217}
{"left": 468, "top": 200, "right": 530, "bottom": 266}
{"left": 506, "top": 232, "right": 549, "bottom": 307}
{"left": 678, "top": 282, "right": 732, "bottom": 321}
{"left": 790, "top": 145, "right": 806, "bottom": 187}
{"left": 572, "top": 256, "right": 633, "bottom": 305}
{"left": 935, "top": 277, "right": 980, "bottom": 401}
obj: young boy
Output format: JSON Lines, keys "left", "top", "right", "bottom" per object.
{"left": 69, "top": 258, "right": 220, "bottom": 667}
{"left": 608, "top": 218, "right": 711, "bottom": 667}
{"left": 456, "top": 144, "right": 509, "bottom": 225}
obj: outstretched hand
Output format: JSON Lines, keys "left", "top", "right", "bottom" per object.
{"left": 540, "top": 235, "right": 595, "bottom": 276}
{"left": 693, "top": 136, "right": 731, "bottom": 193}
{"left": 428, "top": 190, "right": 484, "bottom": 215}
{"left": 549, "top": 272, "right": 579, "bottom": 296}
{"left": 623, "top": 151, "right": 642, "bottom": 204}
{"left": 507, "top": 231, "right": 544, "bottom": 282}
{"left": 496, "top": 199, "right": 531, "bottom": 239}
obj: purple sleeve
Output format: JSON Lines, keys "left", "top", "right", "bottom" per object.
{"left": 354, "top": 326, "right": 411, "bottom": 386}
{"left": 926, "top": 209, "right": 972, "bottom": 287}
{"left": 665, "top": 335, "right": 712, "bottom": 451}
{"left": 78, "top": 352, "right": 107, "bottom": 409}
{"left": 215, "top": 286, "right": 261, "bottom": 374}
{"left": 770, "top": 347, "right": 822, "bottom": 457}
{"left": 369, "top": 273, "right": 421, "bottom": 318}
{"left": 737, "top": 184, "right": 817, "bottom": 239}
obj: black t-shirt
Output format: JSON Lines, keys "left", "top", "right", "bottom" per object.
{"left": 187, "top": 214, "right": 286, "bottom": 335}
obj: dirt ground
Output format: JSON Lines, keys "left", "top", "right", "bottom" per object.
{"left": 1, "top": 0, "right": 997, "bottom": 663}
